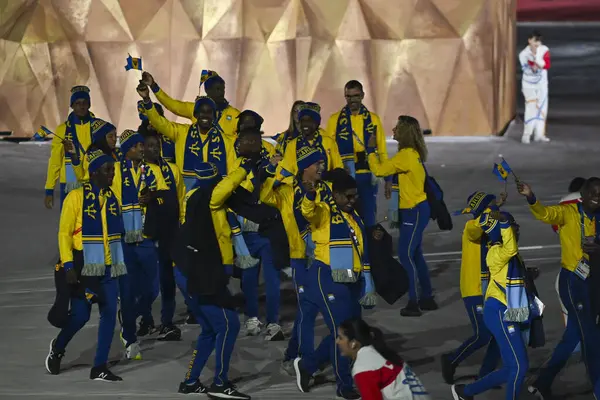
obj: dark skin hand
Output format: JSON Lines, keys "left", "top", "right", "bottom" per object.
{"left": 66, "top": 268, "right": 78, "bottom": 285}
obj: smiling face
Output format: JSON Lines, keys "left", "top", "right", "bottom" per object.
{"left": 582, "top": 180, "right": 600, "bottom": 213}
{"left": 334, "top": 187, "right": 358, "bottom": 213}
{"left": 299, "top": 115, "right": 318, "bottom": 138}
{"left": 302, "top": 160, "right": 325, "bottom": 183}
{"left": 336, "top": 327, "right": 359, "bottom": 359}
{"left": 195, "top": 104, "right": 215, "bottom": 131}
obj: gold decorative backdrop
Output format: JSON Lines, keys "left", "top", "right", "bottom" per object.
{"left": 0, "top": 0, "right": 516, "bottom": 137}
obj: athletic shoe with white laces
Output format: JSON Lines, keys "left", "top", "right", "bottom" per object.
{"left": 244, "top": 317, "right": 262, "bottom": 336}
{"left": 264, "top": 323, "right": 285, "bottom": 341}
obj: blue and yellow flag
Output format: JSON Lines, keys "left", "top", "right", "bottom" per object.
{"left": 125, "top": 54, "right": 142, "bottom": 71}
{"left": 32, "top": 125, "right": 53, "bottom": 141}
{"left": 493, "top": 159, "right": 512, "bottom": 181}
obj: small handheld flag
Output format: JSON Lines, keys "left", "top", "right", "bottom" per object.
{"left": 125, "top": 54, "right": 142, "bottom": 71}
{"left": 32, "top": 126, "right": 53, "bottom": 141}
{"left": 493, "top": 159, "right": 512, "bottom": 182}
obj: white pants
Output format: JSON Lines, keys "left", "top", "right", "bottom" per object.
{"left": 522, "top": 85, "right": 549, "bottom": 141}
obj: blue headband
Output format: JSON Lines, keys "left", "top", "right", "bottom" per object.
{"left": 298, "top": 102, "right": 321, "bottom": 126}
{"left": 193, "top": 96, "right": 217, "bottom": 119}
{"left": 87, "top": 149, "right": 113, "bottom": 174}
{"left": 90, "top": 119, "right": 116, "bottom": 144}
{"left": 297, "top": 145, "right": 324, "bottom": 171}
{"left": 70, "top": 85, "right": 90, "bottom": 106}
{"left": 119, "top": 129, "right": 144, "bottom": 155}
{"left": 453, "top": 191, "right": 496, "bottom": 217}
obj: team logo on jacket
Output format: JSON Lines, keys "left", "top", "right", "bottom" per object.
{"left": 507, "top": 325, "right": 516, "bottom": 334}
{"left": 327, "top": 294, "right": 335, "bottom": 302}
{"left": 226, "top": 115, "right": 232, "bottom": 120}
{"left": 298, "top": 286, "right": 304, "bottom": 294}
{"left": 476, "top": 305, "right": 483, "bottom": 314}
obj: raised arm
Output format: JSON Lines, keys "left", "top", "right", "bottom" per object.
{"left": 517, "top": 181, "right": 566, "bottom": 227}
{"left": 301, "top": 187, "right": 330, "bottom": 228}
{"left": 210, "top": 164, "right": 250, "bottom": 211}
{"left": 140, "top": 71, "right": 195, "bottom": 120}
{"left": 486, "top": 224, "right": 518, "bottom": 276}
{"left": 367, "top": 151, "right": 408, "bottom": 178}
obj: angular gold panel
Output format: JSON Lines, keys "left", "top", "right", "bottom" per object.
{"left": 0, "top": 0, "right": 515, "bottom": 137}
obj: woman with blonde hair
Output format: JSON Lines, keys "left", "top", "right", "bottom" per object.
{"left": 274, "top": 100, "right": 305, "bottom": 156}
{"left": 366, "top": 116, "right": 435, "bottom": 317}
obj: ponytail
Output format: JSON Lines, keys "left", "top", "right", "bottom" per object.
{"left": 340, "top": 318, "right": 404, "bottom": 367}
{"left": 369, "top": 326, "right": 404, "bottom": 366}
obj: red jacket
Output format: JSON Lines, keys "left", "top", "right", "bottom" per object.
{"left": 351, "top": 346, "right": 430, "bottom": 400}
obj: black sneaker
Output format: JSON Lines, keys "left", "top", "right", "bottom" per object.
{"left": 185, "top": 313, "right": 198, "bottom": 325}
{"left": 137, "top": 320, "right": 155, "bottom": 337}
{"left": 400, "top": 301, "right": 422, "bottom": 317}
{"left": 336, "top": 387, "right": 361, "bottom": 399}
{"left": 178, "top": 379, "right": 207, "bottom": 395}
{"left": 90, "top": 365, "right": 123, "bottom": 381}
{"left": 451, "top": 384, "right": 473, "bottom": 400}
{"left": 419, "top": 297, "right": 439, "bottom": 311}
{"left": 293, "top": 357, "right": 311, "bottom": 393}
{"left": 441, "top": 353, "right": 456, "bottom": 384}
{"left": 157, "top": 324, "right": 181, "bottom": 341}
{"left": 45, "top": 339, "right": 64, "bottom": 375}
{"left": 207, "top": 382, "right": 251, "bottom": 399}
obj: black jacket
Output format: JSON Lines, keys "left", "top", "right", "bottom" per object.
{"left": 366, "top": 225, "right": 409, "bottom": 305}
{"left": 171, "top": 186, "right": 230, "bottom": 304}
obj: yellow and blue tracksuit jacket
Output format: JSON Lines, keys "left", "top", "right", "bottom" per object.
{"left": 59, "top": 188, "right": 112, "bottom": 266}
{"left": 324, "top": 110, "right": 389, "bottom": 173}
{"left": 144, "top": 103, "right": 238, "bottom": 185}
{"left": 485, "top": 225, "right": 519, "bottom": 306}
{"left": 152, "top": 86, "right": 240, "bottom": 137}
{"left": 112, "top": 161, "right": 186, "bottom": 223}
{"left": 368, "top": 147, "right": 427, "bottom": 209}
{"left": 528, "top": 201, "right": 596, "bottom": 272}
{"left": 300, "top": 183, "right": 365, "bottom": 273}
{"left": 45, "top": 121, "right": 93, "bottom": 196}
{"left": 276, "top": 130, "right": 343, "bottom": 182}
{"left": 460, "top": 219, "right": 486, "bottom": 298}
{"left": 183, "top": 166, "right": 250, "bottom": 266}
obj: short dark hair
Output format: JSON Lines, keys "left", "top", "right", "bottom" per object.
{"left": 529, "top": 30, "right": 542, "bottom": 40}
{"left": 329, "top": 168, "right": 357, "bottom": 193}
{"left": 583, "top": 177, "right": 600, "bottom": 193}
{"left": 138, "top": 121, "right": 158, "bottom": 139}
{"left": 238, "top": 127, "right": 262, "bottom": 138}
{"left": 568, "top": 177, "right": 586, "bottom": 193}
{"left": 344, "top": 80, "right": 363, "bottom": 92}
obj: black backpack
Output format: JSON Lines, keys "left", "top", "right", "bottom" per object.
{"left": 422, "top": 163, "right": 453, "bottom": 231}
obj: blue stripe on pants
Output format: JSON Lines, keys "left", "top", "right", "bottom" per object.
{"left": 398, "top": 200, "right": 432, "bottom": 302}
{"left": 355, "top": 172, "right": 377, "bottom": 227}
{"left": 535, "top": 268, "right": 600, "bottom": 398}
{"left": 122, "top": 239, "right": 159, "bottom": 327}
{"left": 54, "top": 266, "right": 118, "bottom": 367}
{"left": 449, "top": 296, "right": 498, "bottom": 376}
{"left": 298, "top": 261, "right": 360, "bottom": 391}
{"left": 464, "top": 297, "right": 528, "bottom": 399}
{"left": 241, "top": 232, "right": 280, "bottom": 324}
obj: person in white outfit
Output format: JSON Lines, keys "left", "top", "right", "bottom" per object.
{"left": 519, "top": 30, "right": 551, "bottom": 144}
{"left": 337, "top": 318, "right": 431, "bottom": 400}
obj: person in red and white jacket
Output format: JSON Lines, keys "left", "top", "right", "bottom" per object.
{"left": 337, "top": 318, "right": 431, "bottom": 400}
{"left": 519, "top": 30, "right": 551, "bottom": 144}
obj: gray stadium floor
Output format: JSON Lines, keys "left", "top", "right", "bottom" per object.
{"left": 0, "top": 118, "right": 597, "bottom": 399}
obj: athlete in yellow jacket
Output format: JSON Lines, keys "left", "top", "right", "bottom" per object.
{"left": 44, "top": 86, "right": 95, "bottom": 209}
{"left": 140, "top": 70, "right": 240, "bottom": 137}
{"left": 518, "top": 179, "right": 600, "bottom": 399}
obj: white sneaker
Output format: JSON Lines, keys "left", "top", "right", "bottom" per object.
{"left": 535, "top": 136, "right": 550, "bottom": 142}
{"left": 125, "top": 342, "right": 142, "bottom": 360}
{"left": 244, "top": 317, "right": 262, "bottom": 336}
{"left": 521, "top": 135, "right": 531, "bottom": 144}
{"left": 264, "top": 323, "right": 285, "bottom": 341}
